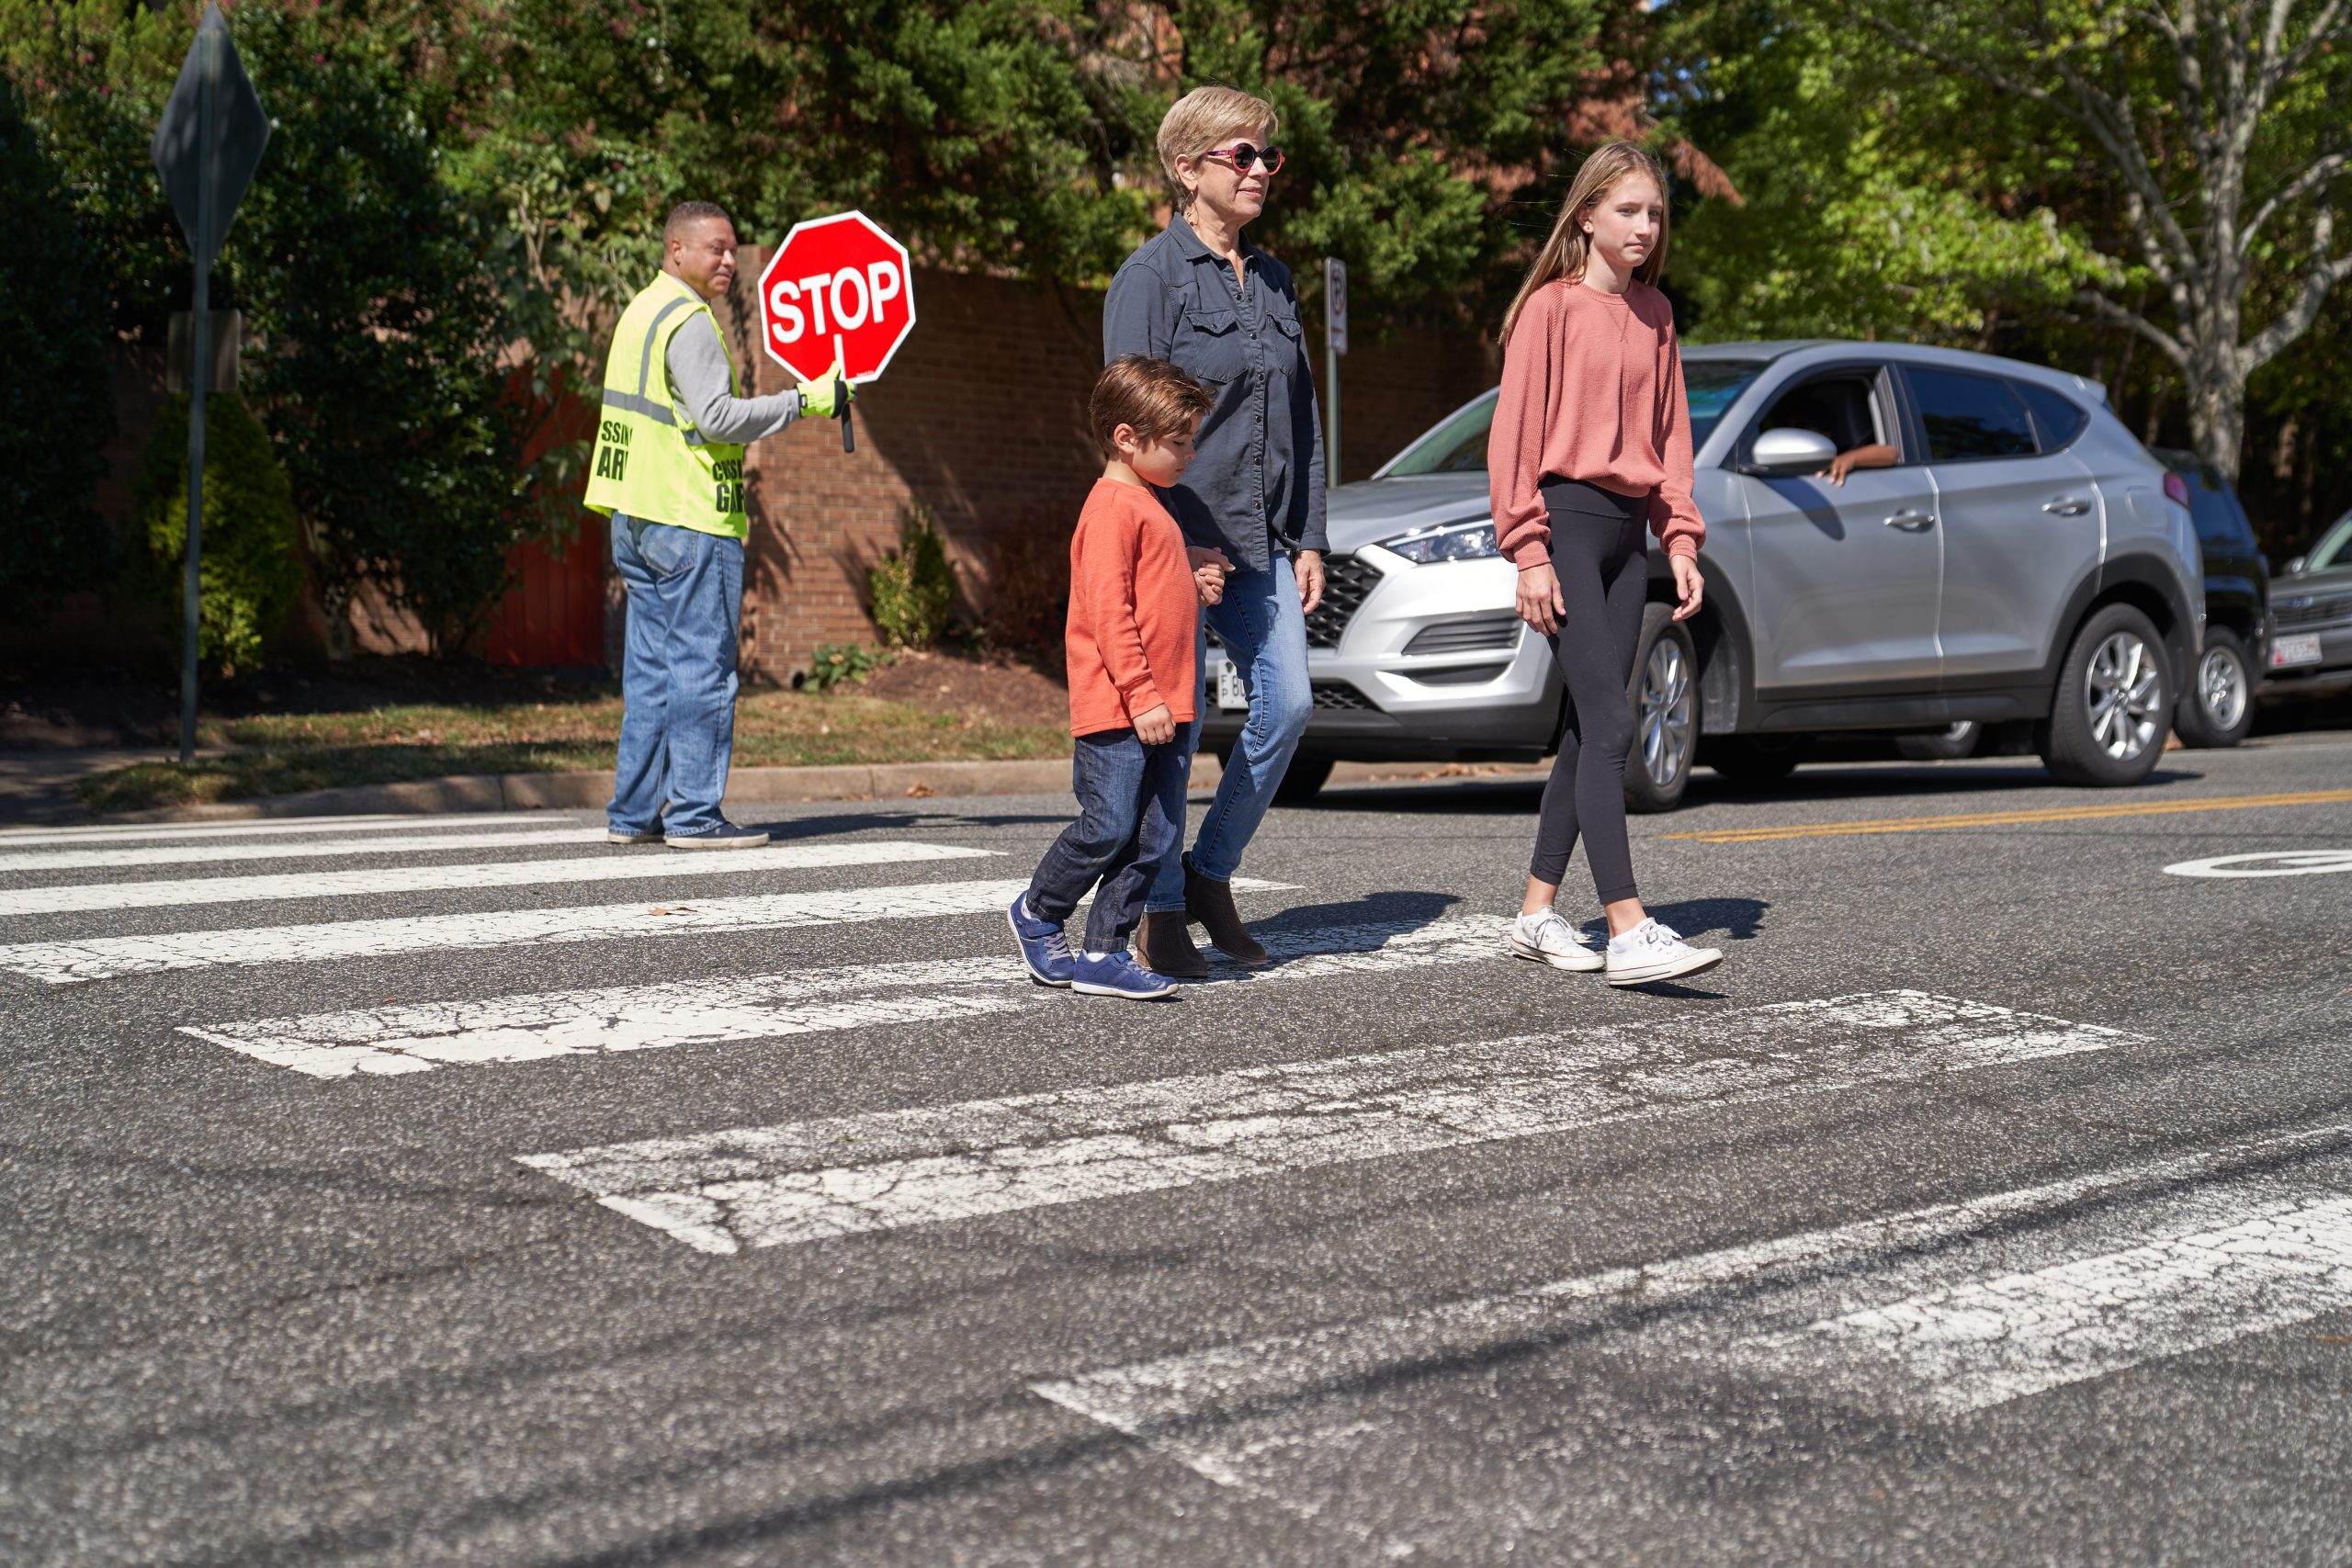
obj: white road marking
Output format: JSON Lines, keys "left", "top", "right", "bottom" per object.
{"left": 179, "top": 915, "right": 1508, "bottom": 1079}
{"left": 1031, "top": 1122, "right": 2352, "bottom": 1515}
{"left": 519, "top": 992, "right": 2132, "bottom": 1256}
{"left": 0, "top": 876, "right": 1291, "bottom": 985}
{"left": 0, "top": 840, "right": 993, "bottom": 917}
{"left": 0, "top": 813, "right": 522, "bottom": 846}
{"left": 0, "top": 827, "right": 613, "bottom": 874}
{"left": 2165, "top": 849, "right": 2352, "bottom": 878}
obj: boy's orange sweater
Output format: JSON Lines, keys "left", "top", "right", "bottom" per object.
{"left": 1065, "top": 477, "right": 1198, "bottom": 737}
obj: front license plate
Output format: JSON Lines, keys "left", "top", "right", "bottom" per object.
{"left": 1216, "top": 659, "right": 1250, "bottom": 709}
{"left": 2270, "top": 632, "right": 2324, "bottom": 668}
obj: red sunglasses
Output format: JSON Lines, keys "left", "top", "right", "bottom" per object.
{"left": 1200, "top": 141, "right": 1285, "bottom": 175}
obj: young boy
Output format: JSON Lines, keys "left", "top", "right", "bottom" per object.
{"left": 1009, "top": 355, "right": 1223, "bottom": 999}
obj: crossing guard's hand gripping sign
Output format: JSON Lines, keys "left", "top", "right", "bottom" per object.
{"left": 757, "top": 211, "right": 916, "bottom": 455}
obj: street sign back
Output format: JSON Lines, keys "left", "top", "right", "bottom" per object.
{"left": 151, "top": 2, "right": 270, "bottom": 268}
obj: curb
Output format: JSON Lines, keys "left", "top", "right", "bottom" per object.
{"left": 97, "top": 755, "right": 1233, "bottom": 824}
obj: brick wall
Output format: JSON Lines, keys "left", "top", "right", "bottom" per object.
{"left": 715, "top": 253, "right": 1501, "bottom": 683}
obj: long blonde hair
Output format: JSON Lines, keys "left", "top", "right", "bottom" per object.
{"left": 1499, "top": 141, "right": 1672, "bottom": 345}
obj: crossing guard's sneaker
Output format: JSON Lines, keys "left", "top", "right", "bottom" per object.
{"left": 1508, "top": 906, "right": 1606, "bottom": 972}
{"left": 664, "top": 821, "right": 770, "bottom": 850}
{"left": 1605, "top": 919, "right": 1724, "bottom": 987}
{"left": 1070, "top": 950, "right": 1177, "bottom": 1000}
{"left": 1007, "top": 894, "right": 1076, "bottom": 987}
{"left": 605, "top": 825, "right": 664, "bottom": 845}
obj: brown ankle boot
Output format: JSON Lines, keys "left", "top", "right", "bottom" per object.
{"left": 1184, "top": 854, "right": 1269, "bottom": 966}
{"left": 1136, "top": 910, "right": 1209, "bottom": 978}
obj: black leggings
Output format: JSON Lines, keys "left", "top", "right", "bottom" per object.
{"left": 1528, "top": 478, "right": 1649, "bottom": 905}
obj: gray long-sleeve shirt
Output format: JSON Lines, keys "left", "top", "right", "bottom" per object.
{"left": 666, "top": 320, "right": 801, "bottom": 445}
{"left": 1102, "top": 213, "right": 1327, "bottom": 573}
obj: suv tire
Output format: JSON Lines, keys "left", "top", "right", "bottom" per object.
{"left": 1272, "top": 754, "right": 1334, "bottom": 804}
{"left": 2039, "top": 603, "right": 2173, "bottom": 785}
{"left": 1895, "top": 720, "right": 1983, "bottom": 761}
{"left": 2172, "top": 626, "right": 2255, "bottom": 750}
{"left": 1623, "top": 604, "right": 1698, "bottom": 814}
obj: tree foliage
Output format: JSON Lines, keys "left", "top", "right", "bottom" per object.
{"left": 0, "top": 73, "right": 118, "bottom": 623}
{"left": 136, "top": 394, "right": 303, "bottom": 677}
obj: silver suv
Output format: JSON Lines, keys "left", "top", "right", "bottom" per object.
{"left": 1205, "top": 341, "right": 2204, "bottom": 809}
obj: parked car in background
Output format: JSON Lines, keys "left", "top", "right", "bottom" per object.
{"left": 1204, "top": 341, "right": 2204, "bottom": 809}
{"left": 2152, "top": 446, "right": 2267, "bottom": 749}
{"left": 2261, "top": 506, "right": 2352, "bottom": 702}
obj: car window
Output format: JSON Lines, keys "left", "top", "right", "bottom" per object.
{"left": 2179, "top": 466, "right": 2253, "bottom": 550}
{"left": 1908, "top": 367, "right": 2038, "bottom": 460}
{"left": 1377, "top": 358, "right": 1768, "bottom": 477}
{"left": 1758, "top": 375, "right": 1883, "bottom": 455}
{"left": 2017, "top": 382, "right": 2090, "bottom": 450}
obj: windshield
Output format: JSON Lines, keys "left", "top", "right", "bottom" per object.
{"left": 2309, "top": 513, "right": 2352, "bottom": 572}
{"left": 1376, "top": 360, "right": 1768, "bottom": 478}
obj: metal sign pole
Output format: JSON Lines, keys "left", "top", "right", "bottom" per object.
{"left": 179, "top": 26, "right": 218, "bottom": 767}
{"left": 1322, "top": 257, "right": 1347, "bottom": 488}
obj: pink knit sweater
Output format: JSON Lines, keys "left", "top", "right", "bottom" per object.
{"left": 1487, "top": 279, "right": 1705, "bottom": 569}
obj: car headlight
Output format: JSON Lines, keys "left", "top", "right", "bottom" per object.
{"left": 1380, "top": 518, "right": 1498, "bottom": 564}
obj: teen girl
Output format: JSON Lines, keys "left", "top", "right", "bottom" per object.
{"left": 1487, "top": 141, "right": 1724, "bottom": 987}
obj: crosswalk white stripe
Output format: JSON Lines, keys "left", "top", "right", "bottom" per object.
{"left": 179, "top": 915, "right": 1506, "bottom": 1079}
{"left": 0, "top": 827, "right": 613, "bottom": 873}
{"left": 1030, "top": 1121, "right": 2352, "bottom": 1505}
{"left": 1735, "top": 1191, "right": 2352, "bottom": 1415}
{"left": 0, "top": 840, "right": 994, "bottom": 917}
{"left": 0, "top": 875, "right": 1288, "bottom": 985}
{"left": 0, "top": 813, "right": 522, "bottom": 846}
{"left": 518, "top": 992, "right": 2134, "bottom": 1256}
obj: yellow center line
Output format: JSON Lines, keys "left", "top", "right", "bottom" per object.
{"left": 1661, "top": 788, "right": 2352, "bottom": 844}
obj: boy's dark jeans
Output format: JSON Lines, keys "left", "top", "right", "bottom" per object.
{"left": 1026, "top": 727, "right": 1189, "bottom": 953}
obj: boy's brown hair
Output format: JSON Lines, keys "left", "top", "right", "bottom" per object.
{"left": 1090, "top": 355, "right": 1216, "bottom": 457}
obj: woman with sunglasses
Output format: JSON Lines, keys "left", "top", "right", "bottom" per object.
{"left": 1103, "top": 85, "right": 1326, "bottom": 980}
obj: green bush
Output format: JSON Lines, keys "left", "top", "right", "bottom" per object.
{"left": 868, "top": 506, "right": 956, "bottom": 650}
{"left": 0, "top": 76, "right": 117, "bottom": 624}
{"left": 136, "top": 395, "right": 303, "bottom": 677}
{"left": 804, "top": 642, "right": 892, "bottom": 692}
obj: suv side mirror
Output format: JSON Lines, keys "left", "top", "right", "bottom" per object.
{"left": 1743, "top": 427, "right": 1840, "bottom": 478}
{"left": 2282, "top": 555, "right": 2308, "bottom": 577}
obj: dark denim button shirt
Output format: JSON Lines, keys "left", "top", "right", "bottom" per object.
{"left": 1102, "top": 214, "right": 1328, "bottom": 572}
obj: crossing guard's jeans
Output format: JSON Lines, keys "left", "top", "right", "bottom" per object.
{"left": 1145, "top": 552, "right": 1314, "bottom": 912}
{"left": 607, "top": 513, "right": 744, "bottom": 839}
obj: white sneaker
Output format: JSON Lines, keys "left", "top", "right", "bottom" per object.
{"left": 1605, "top": 919, "right": 1724, "bottom": 987}
{"left": 1508, "top": 907, "right": 1605, "bottom": 972}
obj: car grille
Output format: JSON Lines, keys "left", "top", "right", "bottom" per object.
{"left": 1403, "top": 614, "right": 1521, "bottom": 657}
{"left": 1310, "top": 680, "right": 1374, "bottom": 711}
{"left": 2273, "top": 591, "right": 2352, "bottom": 628}
{"left": 1305, "top": 555, "right": 1382, "bottom": 648}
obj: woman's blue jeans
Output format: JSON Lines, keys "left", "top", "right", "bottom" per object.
{"left": 606, "top": 513, "right": 744, "bottom": 839}
{"left": 1146, "top": 553, "right": 1314, "bottom": 912}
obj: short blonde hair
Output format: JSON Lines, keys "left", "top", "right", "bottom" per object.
{"left": 1157, "top": 86, "right": 1279, "bottom": 211}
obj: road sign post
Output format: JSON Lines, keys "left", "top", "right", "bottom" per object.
{"left": 1324, "top": 257, "right": 1348, "bottom": 487}
{"left": 152, "top": 3, "right": 268, "bottom": 765}
{"left": 755, "top": 212, "right": 917, "bottom": 457}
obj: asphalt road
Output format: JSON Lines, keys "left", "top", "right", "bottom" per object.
{"left": 5, "top": 735, "right": 2350, "bottom": 1567}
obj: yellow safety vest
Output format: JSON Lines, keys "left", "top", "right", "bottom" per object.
{"left": 583, "top": 272, "right": 749, "bottom": 539}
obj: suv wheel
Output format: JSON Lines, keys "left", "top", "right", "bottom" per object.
{"left": 2172, "top": 627, "right": 2255, "bottom": 750}
{"left": 1895, "top": 720, "right": 1983, "bottom": 761}
{"left": 1272, "top": 754, "right": 1334, "bottom": 804}
{"left": 2039, "top": 604, "right": 2172, "bottom": 785}
{"left": 1623, "top": 604, "right": 1698, "bottom": 814}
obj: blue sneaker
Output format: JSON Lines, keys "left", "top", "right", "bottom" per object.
{"left": 606, "top": 825, "right": 664, "bottom": 845}
{"left": 1071, "top": 950, "right": 1177, "bottom": 1000}
{"left": 664, "top": 821, "right": 770, "bottom": 850}
{"left": 1008, "top": 894, "right": 1076, "bottom": 987}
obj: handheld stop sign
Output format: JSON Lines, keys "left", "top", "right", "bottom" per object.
{"left": 757, "top": 210, "right": 916, "bottom": 455}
